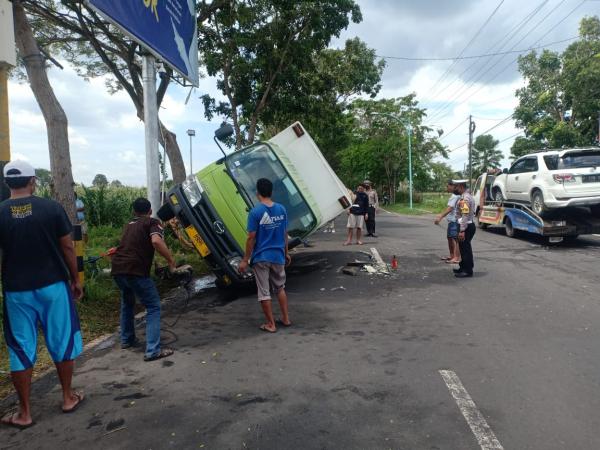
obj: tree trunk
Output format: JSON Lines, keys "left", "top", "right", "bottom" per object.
{"left": 13, "top": 1, "right": 76, "bottom": 222}
{"left": 159, "top": 121, "right": 186, "bottom": 183}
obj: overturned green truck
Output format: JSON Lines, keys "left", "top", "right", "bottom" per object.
{"left": 158, "top": 122, "right": 350, "bottom": 287}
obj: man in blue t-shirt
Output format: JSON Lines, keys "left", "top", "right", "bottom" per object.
{"left": 239, "top": 178, "right": 291, "bottom": 333}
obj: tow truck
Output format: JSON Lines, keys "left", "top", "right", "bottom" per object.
{"left": 473, "top": 172, "right": 600, "bottom": 243}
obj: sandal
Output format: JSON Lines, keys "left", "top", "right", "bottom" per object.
{"left": 1, "top": 412, "right": 35, "bottom": 429}
{"left": 259, "top": 324, "right": 277, "bottom": 333}
{"left": 275, "top": 319, "right": 292, "bottom": 328}
{"left": 62, "top": 391, "right": 85, "bottom": 413}
{"left": 144, "top": 348, "right": 175, "bottom": 362}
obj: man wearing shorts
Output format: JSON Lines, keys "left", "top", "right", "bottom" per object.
{"left": 239, "top": 178, "right": 291, "bottom": 333}
{"left": 434, "top": 180, "right": 460, "bottom": 264}
{"left": 0, "top": 161, "right": 84, "bottom": 429}
{"left": 344, "top": 183, "right": 369, "bottom": 245}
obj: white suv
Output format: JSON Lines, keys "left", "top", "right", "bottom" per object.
{"left": 491, "top": 148, "right": 600, "bottom": 216}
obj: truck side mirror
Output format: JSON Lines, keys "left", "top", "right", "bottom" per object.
{"left": 215, "top": 122, "right": 234, "bottom": 142}
{"left": 502, "top": 168, "right": 508, "bottom": 174}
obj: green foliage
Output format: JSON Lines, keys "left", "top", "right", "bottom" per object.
{"left": 510, "top": 136, "right": 541, "bottom": 161}
{"left": 79, "top": 185, "right": 146, "bottom": 228}
{"left": 339, "top": 95, "right": 448, "bottom": 203}
{"left": 92, "top": 174, "right": 108, "bottom": 188}
{"left": 429, "top": 162, "right": 460, "bottom": 192}
{"left": 199, "top": 0, "right": 363, "bottom": 147}
{"left": 472, "top": 134, "right": 503, "bottom": 174}
{"left": 514, "top": 16, "right": 600, "bottom": 147}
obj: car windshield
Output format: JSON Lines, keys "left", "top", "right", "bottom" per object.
{"left": 544, "top": 151, "right": 600, "bottom": 170}
{"left": 226, "top": 144, "right": 316, "bottom": 237}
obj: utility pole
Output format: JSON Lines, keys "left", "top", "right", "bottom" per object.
{"left": 142, "top": 54, "right": 160, "bottom": 216}
{"left": 0, "top": 0, "right": 16, "bottom": 202}
{"left": 187, "top": 129, "right": 195, "bottom": 176}
{"left": 468, "top": 115, "right": 476, "bottom": 185}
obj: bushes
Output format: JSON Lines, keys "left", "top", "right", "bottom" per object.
{"left": 79, "top": 185, "right": 146, "bottom": 227}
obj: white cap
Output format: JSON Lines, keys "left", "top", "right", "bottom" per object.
{"left": 4, "top": 160, "right": 36, "bottom": 178}
{"left": 452, "top": 179, "right": 468, "bottom": 185}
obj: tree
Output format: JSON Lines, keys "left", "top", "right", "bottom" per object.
{"left": 472, "top": 134, "right": 503, "bottom": 174}
{"left": 200, "top": 0, "right": 362, "bottom": 148}
{"left": 110, "top": 179, "right": 123, "bottom": 188}
{"left": 92, "top": 174, "right": 108, "bottom": 188}
{"left": 429, "top": 162, "right": 457, "bottom": 192}
{"left": 341, "top": 95, "right": 448, "bottom": 203}
{"left": 20, "top": 0, "right": 203, "bottom": 183}
{"left": 510, "top": 136, "right": 541, "bottom": 161}
{"left": 13, "top": 1, "right": 77, "bottom": 222}
{"left": 514, "top": 16, "right": 600, "bottom": 147}
{"left": 35, "top": 168, "right": 51, "bottom": 190}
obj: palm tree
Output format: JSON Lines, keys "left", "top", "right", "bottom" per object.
{"left": 472, "top": 134, "right": 503, "bottom": 175}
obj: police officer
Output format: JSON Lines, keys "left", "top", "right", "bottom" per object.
{"left": 452, "top": 180, "right": 476, "bottom": 278}
{"left": 364, "top": 180, "right": 379, "bottom": 237}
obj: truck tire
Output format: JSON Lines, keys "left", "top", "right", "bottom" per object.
{"left": 157, "top": 203, "right": 176, "bottom": 221}
{"left": 504, "top": 217, "right": 516, "bottom": 238}
{"left": 493, "top": 188, "right": 504, "bottom": 202}
{"left": 531, "top": 190, "right": 547, "bottom": 217}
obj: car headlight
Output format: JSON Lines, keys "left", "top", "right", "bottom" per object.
{"left": 182, "top": 175, "right": 203, "bottom": 207}
{"left": 228, "top": 256, "right": 253, "bottom": 278}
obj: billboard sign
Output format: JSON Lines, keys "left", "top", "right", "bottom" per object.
{"left": 87, "top": 0, "right": 198, "bottom": 86}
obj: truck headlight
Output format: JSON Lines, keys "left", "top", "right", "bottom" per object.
{"left": 182, "top": 175, "right": 203, "bottom": 207}
{"left": 228, "top": 256, "right": 253, "bottom": 278}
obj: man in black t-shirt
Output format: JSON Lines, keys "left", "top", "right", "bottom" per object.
{"left": 344, "top": 183, "right": 369, "bottom": 245}
{"left": 0, "top": 161, "right": 84, "bottom": 430}
{"left": 112, "top": 198, "right": 178, "bottom": 362}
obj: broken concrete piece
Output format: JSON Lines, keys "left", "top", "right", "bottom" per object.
{"left": 342, "top": 266, "right": 359, "bottom": 276}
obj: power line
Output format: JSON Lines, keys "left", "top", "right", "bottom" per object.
{"left": 428, "top": 0, "right": 560, "bottom": 122}
{"left": 438, "top": 0, "right": 586, "bottom": 121}
{"left": 438, "top": 117, "right": 469, "bottom": 141}
{"left": 477, "top": 114, "right": 514, "bottom": 136}
{"left": 378, "top": 36, "right": 577, "bottom": 61}
{"left": 427, "top": 0, "right": 550, "bottom": 114}
{"left": 449, "top": 142, "right": 469, "bottom": 152}
{"left": 427, "top": 0, "right": 505, "bottom": 98}
{"left": 499, "top": 131, "right": 525, "bottom": 143}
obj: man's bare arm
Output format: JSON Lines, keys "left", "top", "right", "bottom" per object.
{"left": 59, "top": 234, "right": 83, "bottom": 300}
{"left": 151, "top": 234, "right": 176, "bottom": 270}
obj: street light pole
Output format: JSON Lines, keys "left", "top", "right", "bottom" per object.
{"left": 187, "top": 129, "right": 195, "bottom": 176}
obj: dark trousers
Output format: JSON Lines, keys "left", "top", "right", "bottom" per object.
{"left": 458, "top": 223, "right": 476, "bottom": 274}
{"left": 366, "top": 206, "right": 376, "bottom": 235}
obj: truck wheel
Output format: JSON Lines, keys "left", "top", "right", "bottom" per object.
{"left": 493, "top": 188, "right": 504, "bottom": 202}
{"left": 504, "top": 217, "right": 516, "bottom": 238}
{"left": 157, "top": 203, "right": 176, "bottom": 221}
{"left": 531, "top": 190, "right": 547, "bottom": 217}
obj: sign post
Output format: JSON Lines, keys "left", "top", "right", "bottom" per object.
{"left": 87, "top": 0, "right": 198, "bottom": 214}
{"left": 0, "top": 0, "right": 17, "bottom": 201}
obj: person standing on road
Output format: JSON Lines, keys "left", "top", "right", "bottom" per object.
{"left": 239, "top": 178, "right": 291, "bottom": 333}
{"left": 74, "top": 191, "right": 88, "bottom": 243}
{"left": 111, "top": 198, "right": 178, "bottom": 361}
{"left": 434, "top": 180, "right": 460, "bottom": 264}
{"left": 344, "top": 184, "right": 369, "bottom": 246}
{"left": 0, "top": 161, "right": 85, "bottom": 429}
{"left": 452, "top": 180, "right": 476, "bottom": 278}
{"left": 364, "top": 180, "right": 379, "bottom": 238}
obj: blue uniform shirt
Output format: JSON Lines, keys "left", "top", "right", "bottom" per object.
{"left": 247, "top": 202, "right": 288, "bottom": 265}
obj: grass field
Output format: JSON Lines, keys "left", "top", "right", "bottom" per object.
{"left": 384, "top": 192, "right": 449, "bottom": 215}
{"left": 0, "top": 224, "right": 209, "bottom": 399}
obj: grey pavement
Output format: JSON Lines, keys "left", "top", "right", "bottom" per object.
{"left": 2, "top": 211, "right": 600, "bottom": 449}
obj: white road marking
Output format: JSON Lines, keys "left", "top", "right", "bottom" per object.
{"left": 439, "top": 370, "right": 504, "bottom": 450}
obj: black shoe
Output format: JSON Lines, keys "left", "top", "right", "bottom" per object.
{"left": 366, "top": 233, "right": 373, "bottom": 237}
{"left": 121, "top": 338, "right": 141, "bottom": 349}
{"left": 371, "top": 234, "right": 378, "bottom": 238}
{"left": 454, "top": 272, "right": 473, "bottom": 278}
{"left": 452, "top": 268, "right": 463, "bottom": 274}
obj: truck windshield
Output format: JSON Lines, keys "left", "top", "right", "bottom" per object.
{"left": 226, "top": 144, "right": 316, "bottom": 237}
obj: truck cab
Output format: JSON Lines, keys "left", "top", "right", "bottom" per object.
{"left": 159, "top": 122, "right": 350, "bottom": 287}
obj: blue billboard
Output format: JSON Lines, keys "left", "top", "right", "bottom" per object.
{"left": 87, "top": 0, "right": 198, "bottom": 86}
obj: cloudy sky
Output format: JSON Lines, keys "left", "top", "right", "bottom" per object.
{"left": 7, "top": 0, "right": 600, "bottom": 185}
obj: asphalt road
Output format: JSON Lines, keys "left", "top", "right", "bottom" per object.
{"left": 2, "top": 211, "right": 600, "bottom": 450}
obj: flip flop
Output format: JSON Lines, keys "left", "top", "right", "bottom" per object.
{"left": 144, "top": 348, "right": 175, "bottom": 362}
{"left": 62, "top": 391, "right": 85, "bottom": 414}
{"left": 356, "top": 241, "right": 363, "bottom": 245}
{"left": 1, "top": 412, "right": 35, "bottom": 430}
{"left": 343, "top": 242, "right": 353, "bottom": 246}
{"left": 440, "top": 256, "right": 451, "bottom": 261}
{"left": 445, "top": 260, "right": 461, "bottom": 264}
{"left": 259, "top": 324, "right": 277, "bottom": 333}
{"left": 275, "top": 319, "right": 292, "bottom": 328}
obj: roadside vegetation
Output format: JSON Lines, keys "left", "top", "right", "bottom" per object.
{"left": 384, "top": 192, "right": 448, "bottom": 216}
{"left": 0, "top": 185, "right": 209, "bottom": 399}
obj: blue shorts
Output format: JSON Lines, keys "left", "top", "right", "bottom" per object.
{"left": 447, "top": 222, "right": 460, "bottom": 239}
{"left": 2, "top": 281, "right": 83, "bottom": 372}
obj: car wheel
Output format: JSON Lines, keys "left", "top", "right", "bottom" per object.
{"left": 530, "top": 190, "right": 547, "bottom": 217}
{"left": 493, "top": 188, "right": 504, "bottom": 202}
{"left": 504, "top": 217, "right": 516, "bottom": 238}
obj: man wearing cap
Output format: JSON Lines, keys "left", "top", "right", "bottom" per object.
{"left": 364, "top": 181, "right": 379, "bottom": 238}
{"left": 434, "top": 180, "right": 460, "bottom": 264}
{"left": 0, "top": 161, "right": 84, "bottom": 429}
{"left": 452, "top": 180, "right": 476, "bottom": 278}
